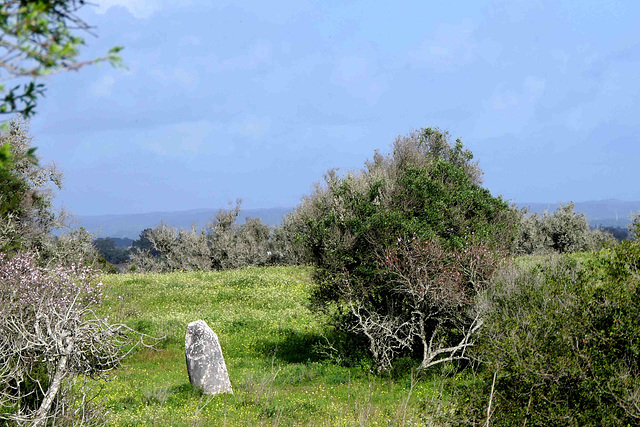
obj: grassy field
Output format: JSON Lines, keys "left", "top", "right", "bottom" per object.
{"left": 97, "top": 266, "right": 442, "bottom": 426}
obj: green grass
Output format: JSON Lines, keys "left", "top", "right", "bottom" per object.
{"left": 97, "top": 266, "right": 440, "bottom": 426}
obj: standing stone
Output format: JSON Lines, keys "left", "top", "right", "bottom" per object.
{"left": 185, "top": 320, "right": 233, "bottom": 395}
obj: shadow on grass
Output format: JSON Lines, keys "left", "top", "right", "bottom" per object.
{"left": 168, "top": 382, "right": 199, "bottom": 396}
{"left": 256, "top": 328, "right": 326, "bottom": 363}
{"left": 255, "top": 327, "right": 373, "bottom": 368}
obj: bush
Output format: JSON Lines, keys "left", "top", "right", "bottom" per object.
{"left": 284, "top": 127, "right": 519, "bottom": 371}
{"left": 449, "top": 242, "right": 640, "bottom": 425}
{"left": 0, "top": 252, "right": 151, "bottom": 425}
{"left": 130, "top": 201, "right": 296, "bottom": 272}
{"left": 515, "top": 202, "right": 614, "bottom": 254}
{"left": 140, "top": 222, "right": 211, "bottom": 272}
{"left": 208, "top": 201, "right": 275, "bottom": 269}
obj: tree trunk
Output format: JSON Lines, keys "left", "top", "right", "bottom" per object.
{"left": 32, "top": 353, "right": 68, "bottom": 426}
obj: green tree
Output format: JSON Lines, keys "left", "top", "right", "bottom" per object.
{"left": 0, "top": 0, "right": 123, "bottom": 117}
{"left": 0, "top": 0, "right": 123, "bottom": 175}
{"left": 0, "top": 120, "right": 100, "bottom": 266}
{"left": 0, "top": 119, "right": 61, "bottom": 253}
{"left": 94, "top": 237, "right": 130, "bottom": 264}
{"left": 285, "top": 127, "right": 519, "bottom": 371}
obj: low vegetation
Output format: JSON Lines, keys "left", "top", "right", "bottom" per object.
{"left": 444, "top": 238, "right": 640, "bottom": 425}
{"left": 96, "top": 267, "right": 438, "bottom": 426}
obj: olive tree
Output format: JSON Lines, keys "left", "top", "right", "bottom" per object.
{"left": 515, "top": 202, "right": 614, "bottom": 254}
{"left": 130, "top": 200, "right": 292, "bottom": 272}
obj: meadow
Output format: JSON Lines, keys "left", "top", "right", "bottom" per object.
{"left": 97, "top": 266, "right": 443, "bottom": 426}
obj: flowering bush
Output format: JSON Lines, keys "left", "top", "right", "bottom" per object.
{"left": 0, "top": 252, "right": 148, "bottom": 425}
{"left": 0, "top": 252, "right": 102, "bottom": 311}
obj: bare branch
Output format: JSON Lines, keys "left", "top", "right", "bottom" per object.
{"left": 0, "top": 252, "right": 159, "bottom": 424}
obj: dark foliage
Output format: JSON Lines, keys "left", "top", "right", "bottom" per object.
{"left": 597, "top": 226, "right": 630, "bottom": 242}
{"left": 285, "top": 127, "right": 519, "bottom": 370}
{"left": 449, "top": 241, "right": 640, "bottom": 426}
{"left": 93, "top": 238, "right": 130, "bottom": 264}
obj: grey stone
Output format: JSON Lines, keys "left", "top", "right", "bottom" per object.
{"left": 185, "top": 320, "right": 233, "bottom": 395}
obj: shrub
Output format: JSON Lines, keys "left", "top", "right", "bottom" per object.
{"left": 131, "top": 201, "right": 296, "bottom": 272}
{"left": 450, "top": 242, "right": 640, "bottom": 426}
{"left": 207, "top": 201, "right": 276, "bottom": 269}
{"left": 347, "top": 236, "right": 505, "bottom": 372}
{"left": 0, "top": 252, "right": 151, "bottom": 425}
{"left": 515, "top": 202, "right": 614, "bottom": 254}
{"left": 284, "top": 127, "right": 519, "bottom": 371}
{"left": 630, "top": 211, "right": 640, "bottom": 240}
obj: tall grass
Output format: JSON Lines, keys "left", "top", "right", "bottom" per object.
{"left": 97, "top": 266, "right": 438, "bottom": 425}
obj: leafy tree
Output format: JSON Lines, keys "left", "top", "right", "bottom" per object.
{"left": 597, "top": 225, "right": 629, "bottom": 242}
{"left": 0, "top": 120, "right": 100, "bottom": 266}
{"left": 0, "top": 119, "right": 61, "bottom": 253}
{"left": 0, "top": 0, "right": 123, "bottom": 117}
{"left": 0, "top": 0, "right": 123, "bottom": 180}
{"left": 94, "top": 237, "right": 130, "bottom": 264}
{"left": 285, "top": 127, "right": 519, "bottom": 371}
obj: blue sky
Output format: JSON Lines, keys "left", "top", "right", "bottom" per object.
{"left": 25, "top": 0, "right": 640, "bottom": 215}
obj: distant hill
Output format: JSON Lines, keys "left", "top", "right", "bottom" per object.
{"left": 515, "top": 199, "right": 640, "bottom": 228}
{"left": 70, "top": 199, "right": 640, "bottom": 239}
{"left": 73, "top": 207, "right": 293, "bottom": 239}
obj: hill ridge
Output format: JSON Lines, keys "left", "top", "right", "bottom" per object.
{"left": 71, "top": 200, "right": 640, "bottom": 239}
